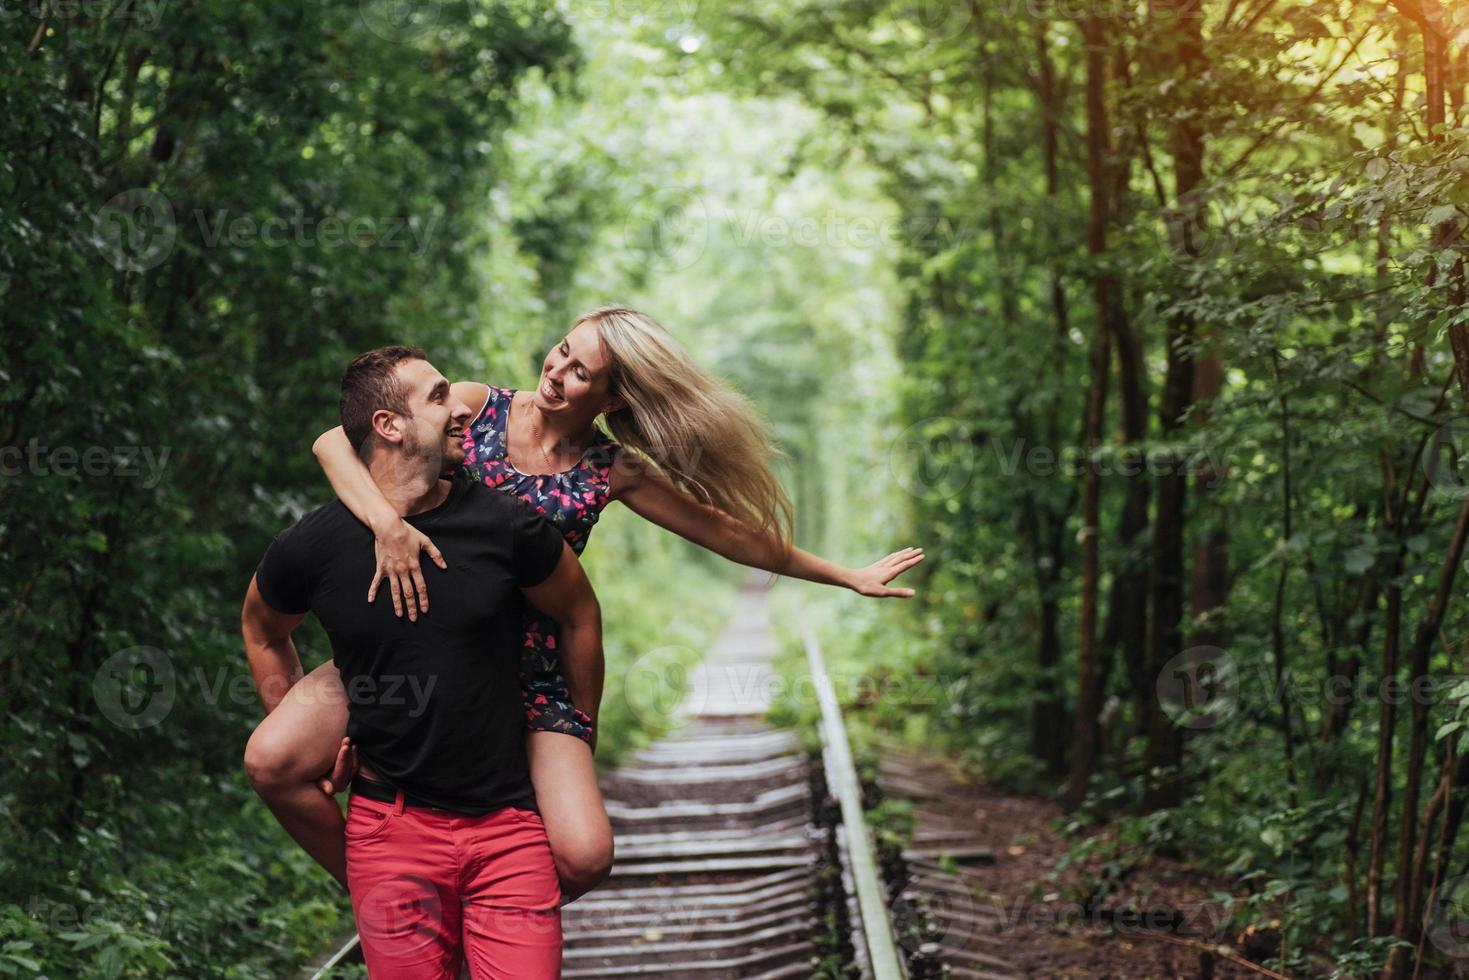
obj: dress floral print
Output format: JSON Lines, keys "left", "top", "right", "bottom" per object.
{"left": 461, "top": 385, "right": 619, "bottom": 743}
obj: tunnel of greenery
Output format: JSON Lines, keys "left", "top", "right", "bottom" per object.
{"left": 6, "top": 0, "right": 1469, "bottom": 975}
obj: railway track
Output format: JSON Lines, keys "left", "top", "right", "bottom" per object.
{"left": 562, "top": 584, "right": 821, "bottom": 978}
{"left": 306, "top": 582, "right": 1020, "bottom": 978}
{"left": 875, "top": 752, "right": 1022, "bottom": 980}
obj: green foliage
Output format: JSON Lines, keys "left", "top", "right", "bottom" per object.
{"left": 1, "top": 2, "right": 586, "bottom": 974}
{"left": 0, "top": 4, "right": 787, "bottom": 972}
{"left": 867, "top": 796, "right": 916, "bottom": 852}
{"left": 15, "top": 0, "right": 1469, "bottom": 972}
{"left": 689, "top": 0, "right": 1469, "bottom": 972}
{"left": 0, "top": 777, "right": 353, "bottom": 977}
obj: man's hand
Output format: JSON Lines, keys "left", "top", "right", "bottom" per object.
{"left": 317, "top": 737, "right": 359, "bottom": 795}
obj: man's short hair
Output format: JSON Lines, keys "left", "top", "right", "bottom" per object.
{"left": 340, "top": 346, "right": 427, "bottom": 452}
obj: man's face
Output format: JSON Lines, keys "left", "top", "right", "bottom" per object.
{"left": 391, "top": 359, "right": 473, "bottom": 477}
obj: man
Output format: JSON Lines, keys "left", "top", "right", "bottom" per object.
{"left": 240, "top": 346, "right": 601, "bottom": 978}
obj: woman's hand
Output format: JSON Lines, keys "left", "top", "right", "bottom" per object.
{"left": 367, "top": 518, "right": 448, "bottom": 621}
{"left": 846, "top": 547, "right": 925, "bottom": 598}
{"left": 317, "top": 738, "right": 358, "bottom": 796}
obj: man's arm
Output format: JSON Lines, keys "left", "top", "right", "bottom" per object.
{"left": 521, "top": 542, "right": 604, "bottom": 743}
{"left": 242, "top": 573, "right": 307, "bottom": 713}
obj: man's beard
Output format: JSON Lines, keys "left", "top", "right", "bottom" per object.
{"left": 403, "top": 427, "right": 462, "bottom": 480}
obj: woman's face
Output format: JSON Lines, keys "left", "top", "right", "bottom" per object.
{"left": 533, "top": 319, "right": 618, "bottom": 417}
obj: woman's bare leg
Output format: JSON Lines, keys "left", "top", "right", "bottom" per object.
{"left": 528, "top": 731, "right": 614, "bottom": 904}
{"left": 243, "top": 661, "right": 351, "bottom": 889}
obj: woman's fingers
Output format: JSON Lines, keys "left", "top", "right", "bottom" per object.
{"left": 424, "top": 538, "right": 448, "bottom": 571}
{"left": 864, "top": 582, "right": 916, "bottom": 598}
{"left": 388, "top": 574, "right": 404, "bottom": 618}
{"left": 336, "top": 742, "right": 357, "bottom": 792}
{"left": 410, "top": 565, "right": 429, "bottom": 616}
{"left": 397, "top": 570, "right": 419, "bottom": 621}
{"left": 368, "top": 555, "right": 439, "bottom": 619}
{"left": 873, "top": 582, "right": 915, "bottom": 597}
{"left": 320, "top": 738, "right": 354, "bottom": 794}
{"left": 881, "top": 553, "right": 926, "bottom": 579}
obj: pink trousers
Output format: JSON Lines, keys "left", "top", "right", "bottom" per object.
{"left": 344, "top": 788, "right": 562, "bottom": 978}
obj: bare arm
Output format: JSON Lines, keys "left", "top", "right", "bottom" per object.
{"left": 241, "top": 574, "right": 307, "bottom": 713}
{"left": 612, "top": 457, "right": 924, "bottom": 597}
{"left": 311, "top": 425, "right": 395, "bottom": 537}
{"left": 521, "top": 541, "right": 604, "bottom": 746}
{"left": 311, "top": 382, "right": 486, "bottom": 618}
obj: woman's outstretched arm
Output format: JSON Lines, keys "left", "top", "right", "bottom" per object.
{"left": 611, "top": 457, "right": 924, "bottom": 597}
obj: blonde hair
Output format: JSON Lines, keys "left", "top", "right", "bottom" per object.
{"left": 575, "top": 306, "right": 795, "bottom": 551}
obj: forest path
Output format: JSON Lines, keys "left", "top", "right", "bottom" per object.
{"left": 872, "top": 748, "right": 1271, "bottom": 978}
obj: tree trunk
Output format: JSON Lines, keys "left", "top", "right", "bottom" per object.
{"left": 1028, "top": 9, "right": 1073, "bottom": 780}
{"left": 1189, "top": 349, "right": 1228, "bottom": 651}
{"left": 1104, "top": 50, "right": 1153, "bottom": 757}
{"left": 1381, "top": 11, "right": 1466, "bottom": 976}
{"left": 1142, "top": 0, "right": 1207, "bottom": 813}
{"left": 1065, "top": 10, "right": 1114, "bottom": 812}
{"left": 1383, "top": 493, "right": 1469, "bottom": 977}
{"left": 1366, "top": 552, "right": 1403, "bottom": 939}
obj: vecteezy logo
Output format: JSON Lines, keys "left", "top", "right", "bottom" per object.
{"left": 359, "top": 0, "right": 442, "bottom": 43}
{"left": 622, "top": 645, "right": 705, "bottom": 725}
{"left": 890, "top": 417, "right": 976, "bottom": 502}
{"left": 1423, "top": 417, "right": 1469, "bottom": 493}
{"left": 92, "top": 189, "right": 177, "bottom": 272}
{"left": 899, "top": 0, "right": 974, "bottom": 47}
{"left": 1156, "top": 645, "right": 1237, "bottom": 730}
{"left": 1426, "top": 874, "right": 1469, "bottom": 958}
{"left": 622, "top": 186, "right": 709, "bottom": 274}
{"left": 94, "top": 646, "right": 177, "bottom": 730}
{"left": 356, "top": 875, "right": 444, "bottom": 947}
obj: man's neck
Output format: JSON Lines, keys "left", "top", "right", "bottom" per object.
{"left": 366, "top": 452, "right": 450, "bottom": 517}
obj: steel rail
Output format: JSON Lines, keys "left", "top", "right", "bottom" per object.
{"left": 802, "top": 617, "right": 909, "bottom": 980}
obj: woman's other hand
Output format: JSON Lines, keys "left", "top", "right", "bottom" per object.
{"left": 317, "top": 737, "right": 358, "bottom": 796}
{"left": 847, "top": 547, "right": 925, "bottom": 598}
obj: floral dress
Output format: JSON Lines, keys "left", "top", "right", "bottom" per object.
{"left": 461, "top": 385, "right": 620, "bottom": 743}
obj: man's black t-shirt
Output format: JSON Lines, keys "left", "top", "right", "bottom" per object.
{"left": 254, "top": 470, "right": 565, "bottom": 814}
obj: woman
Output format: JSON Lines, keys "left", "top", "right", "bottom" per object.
{"left": 244, "top": 306, "right": 924, "bottom": 901}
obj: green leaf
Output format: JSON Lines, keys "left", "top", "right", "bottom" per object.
{"left": 1427, "top": 204, "right": 1460, "bottom": 226}
{"left": 1343, "top": 548, "right": 1374, "bottom": 574}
